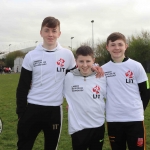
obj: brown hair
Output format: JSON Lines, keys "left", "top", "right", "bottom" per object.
{"left": 106, "top": 32, "right": 127, "bottom": 45}
{"left": 41, "top": 16, "right": 60, "bottom": 30}
{"left": 76, "top": 45, "right": 94, "bottom": 58}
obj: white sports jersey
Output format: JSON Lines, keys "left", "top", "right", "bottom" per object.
{"left": 102, "top": 58, "right": 148, "bottom": 122}
{"left": 64, "top": 69, "right": 106, "bottom": 134}
{"left": 22, "top": 43, "right": 76, "bottom": 106}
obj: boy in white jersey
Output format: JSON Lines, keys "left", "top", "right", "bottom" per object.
{"left": 16, "top": 16, "right": 103, "bottom": 150}
{"left": 64, "top": 46, "right": 106, "bottom": 150}
{"left": 102, "top": 32, "right": 150, "bottom": 150}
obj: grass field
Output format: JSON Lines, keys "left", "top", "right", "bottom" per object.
{"left": 0, "top": 73, "right": 150, "bottom": 150}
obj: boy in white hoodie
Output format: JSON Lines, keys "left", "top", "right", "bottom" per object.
{"left": 16, "top": 16, "right": 76, "bottom": 150}
{"left": 64, "top": 45, "right": 106, "bottom": 150}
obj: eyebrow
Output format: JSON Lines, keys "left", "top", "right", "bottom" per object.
{"left": 111, "top": 42, "right": 123, "bottom": 44}
{"left": 44, "top": 27, "right": 57, "bottom": 30}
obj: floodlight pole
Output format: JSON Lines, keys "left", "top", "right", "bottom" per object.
{"left": 91, "top": 20, "right": 94, "bottom": 50}
{"left": 71, "top": 37, "right": 74, "bottom": 51}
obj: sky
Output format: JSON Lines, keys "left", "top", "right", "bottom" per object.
{"left": 0, "top": 0, "right": 150, "bottom": 52}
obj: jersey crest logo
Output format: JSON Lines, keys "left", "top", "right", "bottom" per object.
{"left": 57, "top": 58, "right": 65, "bottom": 67}
{"left": 125, "top": 70, "right": 134, "bottom": 83}
{"left": 137, "top": 138, "right": 143, "bottom": 147}
{"left": 125, "top": 70, "right": 133, "bottom": 78}
{"left": 93, "top": 85, "right": 100, "bottom": 99}
{"left": 93, "top": 85, "right": 100, "bottom": 94}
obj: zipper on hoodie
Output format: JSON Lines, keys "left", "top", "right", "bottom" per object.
{"left": 84, "top": 76, "right": 86, "bottom": 81}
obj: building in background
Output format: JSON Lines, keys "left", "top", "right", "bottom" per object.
{"left": 14, "top": 57, "right": 23, "bottom": 73}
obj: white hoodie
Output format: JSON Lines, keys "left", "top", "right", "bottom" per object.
{"left": 22, "top": 43, "right": 76, "bottom": 106}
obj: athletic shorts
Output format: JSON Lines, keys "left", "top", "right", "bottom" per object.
{"left": 107, "top": 121, "right": 146, "bottom": 150}
{"left": 71, "top": 124, "right": 105, "bottom": 150}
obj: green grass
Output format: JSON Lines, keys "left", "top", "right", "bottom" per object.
{"left": 0, "top": 73, "right": 150, "bottom": 150}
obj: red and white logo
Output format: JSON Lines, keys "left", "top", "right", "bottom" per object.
{"left": 125, "top": 70, "right": 133, "bottom": 78}
{"left": 57, "top": 58, "right": 65, "bottom": 67}
{"left": 137, "top": 138, "right": 143, "bottom": 147}
{"left": 93, "top": 85, "right": 100, "bottom": 94}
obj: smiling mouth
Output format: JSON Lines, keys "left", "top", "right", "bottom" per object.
{"left": 114, "top": 52, "right": 120, "bottom": 54}
{"left": 82, "top": 68, "right": 89, "bottom": 71}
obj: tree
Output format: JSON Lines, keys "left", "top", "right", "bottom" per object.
{"left": 126, "top": 31, "right": 150, "bottom": 72}
{"left": 5, "top": 50, "right": 25, "bottom": 68}
{"left": 0, "top": 60, "right": 5, "bottom": 66}
{"left": 95, "top": 40, "right": 110, "bottom": 65}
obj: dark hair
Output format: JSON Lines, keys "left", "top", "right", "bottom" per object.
{"left": 41, "top": 16, "right": 60, "bottom": 30}
{"left": 76, "top": 45, "right": 94, "bottom": 58}
{"left": 106, "top": 32, "right": 126, "bottom": 45}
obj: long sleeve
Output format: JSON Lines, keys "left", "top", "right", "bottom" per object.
{"left": 138, "top": 80, "right": 150, "bottom": 110}
{"left": 16, "top": 67, "right": 32, "bottom": 118}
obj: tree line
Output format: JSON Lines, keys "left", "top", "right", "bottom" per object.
{"left": 0, "top": 31, "right": 150, "bottom": 72}
{"left": 0, "top": 51, "right": 25, "bottom": 69}
{"left": 76, "top": 31, "right": 150, "bottom": 72}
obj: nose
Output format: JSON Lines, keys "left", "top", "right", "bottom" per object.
{"left": 114, "top": 45, "right": 119, "bottom": 49}
{"left": 48, "top": 31, "right": 53, "bottom": 36}
{"left": 83, "top": 62, "right": 87, "bottom": 67}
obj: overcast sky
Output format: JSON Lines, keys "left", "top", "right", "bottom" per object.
{"left": 0, "top": 0, "right": 150, "bottom": 52}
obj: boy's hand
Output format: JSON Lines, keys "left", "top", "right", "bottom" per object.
{"left": 92, "top": 64, "right": 104, "bottom": 78}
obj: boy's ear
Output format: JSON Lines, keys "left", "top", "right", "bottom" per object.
{"left": 58, "top": 31, "right": 61, "bottom": 37}
{"left": 40, "top": 30, "right": 42, "bottom": 37}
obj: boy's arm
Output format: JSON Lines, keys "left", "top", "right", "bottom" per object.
{"left": 66, "top": 66, "right": 76, "bottom": 74}
{"left": 16, "top": 67, "right": 32, "bottom": 119}
{"left": 138, "top": 80, "right": 150, "bottom": 110}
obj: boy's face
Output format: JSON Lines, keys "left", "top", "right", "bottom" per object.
{"left": 76, "top": 55, "right": 95, "bottom": 76}
{"left": 106, "top": 39, "right": 128, "bottom": 61}
{"left": 40, "top": 25, "right": 61, "bottom": 47}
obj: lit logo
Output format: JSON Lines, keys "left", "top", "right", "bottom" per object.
{"left": 137, "top": 138, "right": 143, "bottom": 147}
{"left": 57, "top": 58, "right": 65, "bottom": 67}
{"left": 125, "top": 70, "right": 133, "bottom": 78}
{"left": 93, "top": 85, "right": 100, "bottom": 94}
{"left": 57, "top": 58, "right": 65, "bottom": 72}
{"left": 93, "top": 85, "right": 100, "bottom": 99}
{"left": 125, "top": 70, "right": 134, "bottom": 83}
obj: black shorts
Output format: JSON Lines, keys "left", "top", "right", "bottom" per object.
{"left": 107, "top": 121, "right": 146, "bottom": 150}
{"left": 71, "top": 124, "right": 105, "bottom": 150}
{"left": 17, "top": 103, "right": 62, "bottom": 150}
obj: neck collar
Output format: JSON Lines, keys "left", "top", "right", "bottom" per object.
{"left": 111, "top": 57, "right": 129, "bottom": 63}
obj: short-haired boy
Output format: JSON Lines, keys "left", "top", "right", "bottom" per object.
{"left": 64, "top": 45, "right": 106, "bottom": 150}
{"left": 102, "top": 32, "right": 150, "bottom": 150}
{"left": 16, "top": 16, "right": 76, "bottom": 150}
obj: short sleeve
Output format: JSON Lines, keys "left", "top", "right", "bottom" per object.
{"left": 136, "top": 63, "right": 148, "bottom": 83}
{"left": 22, "top": 53, "right": 33, "bottom": 71}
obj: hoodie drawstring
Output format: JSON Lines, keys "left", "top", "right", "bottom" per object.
{"left": 40, "top": 51, "right": 44, "bottom": 86}
{"left": 55, "top": 52, "right": 57, "bottom": 82}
